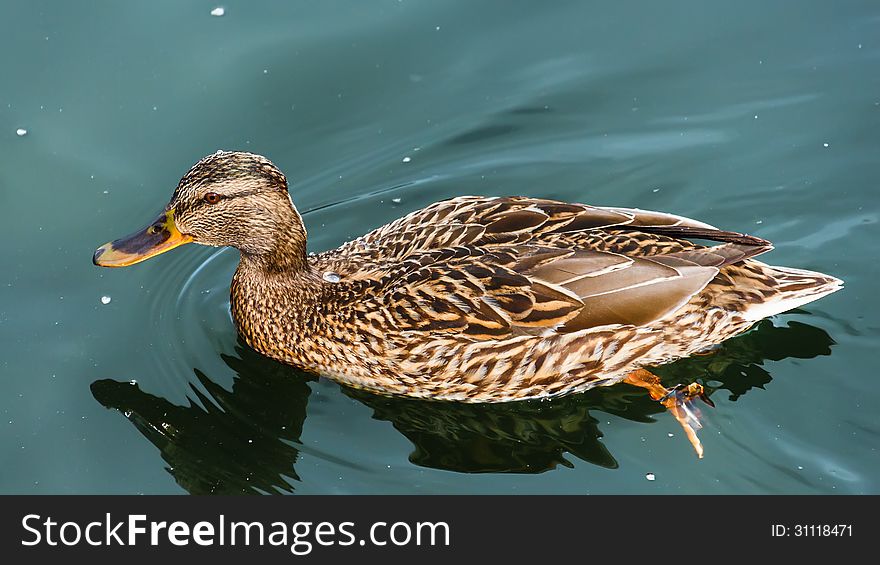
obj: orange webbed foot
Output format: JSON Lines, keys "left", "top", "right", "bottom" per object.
{"left": 624, "top": 369, "right": 713, "bottom": 459}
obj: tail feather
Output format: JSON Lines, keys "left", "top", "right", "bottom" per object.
{"left": 742, "top": 265, "right": 843, "bottom": 321}
{"left": 664, "top": 242, "right": 774, "bottom": 268}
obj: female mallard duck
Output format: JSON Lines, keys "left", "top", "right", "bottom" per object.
{"left": 94, "top": 151, "right": 842, "bottom": 456}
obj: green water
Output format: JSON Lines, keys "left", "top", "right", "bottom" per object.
{"left": 2, "top": 0, "right": 877, "bottom": 494}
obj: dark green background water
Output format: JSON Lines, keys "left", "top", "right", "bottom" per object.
{"left": 2, "top": 1, "right": 877, "bottom": 494}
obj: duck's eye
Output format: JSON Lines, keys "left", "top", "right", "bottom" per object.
{"left": 204, "top": 192, "right": 223, "bottom": 205}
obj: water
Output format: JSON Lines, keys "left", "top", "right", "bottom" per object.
{"left": 1, "top": 0, "right": 877, "bottom": 494}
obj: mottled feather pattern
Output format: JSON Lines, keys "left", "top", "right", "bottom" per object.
{"left": 228, "top": 195, "right": 841, "bottom": 402}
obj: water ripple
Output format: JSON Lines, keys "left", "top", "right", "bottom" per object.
{"left": 142, "top": 246, "right": 238, "bottom": 403}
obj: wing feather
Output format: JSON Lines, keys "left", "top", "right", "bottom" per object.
{"left": 310, "top": 196, "right": 772, "bottom": 341}
{"left": 373, "top": 245, "right": 718, "bottom": 339}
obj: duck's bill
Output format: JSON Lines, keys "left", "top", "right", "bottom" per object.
{"left": 93, "top": 210, "right": 192, "bottom": 268}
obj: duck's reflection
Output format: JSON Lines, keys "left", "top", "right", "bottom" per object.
{"left": 91, "top": 352, "right": 313, "bottom": 494}
{"left": 91, "top": 319, "right": 834, "bottom": 493}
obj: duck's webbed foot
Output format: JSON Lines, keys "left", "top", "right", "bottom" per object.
{"left": 623, "top": 368, "right": 713, "bottom": 459}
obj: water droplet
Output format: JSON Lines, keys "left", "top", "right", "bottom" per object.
{"left": 797, "top": 465, "right": 804, "bottom": 470}
{"left": 402, "top": 156, "right": 412, "bottom": 163}
{"left": 16, "top": 128, "right": 27, "bottom": 137}
{"left": 323, "top": 271, "right": 340, "bottom": 283}
{"left": 667, "top": 432, "right": 674, "bottom": 438}
{"left": 652, "top": 188, "right": 660, "bottom": 193}
{"left": 123, "top": 410, "right": 132, "bottom": 418}
{"left": 645, "top": 473, "right": 656, "bottom": 481}
{"left": 391, "top": 197, "right": 402, "bottom": 204}
{"left": 101, "top": 296, "right": 112, "bottom": 304}
{"left": 435, "top": 25, "right": 441, "bottom": 31}
{"left": 128, "top": 379, "right": 137, "bottom": 386}
{"left": 210, "top": 6, "right": 225, "bottom": 17}
{"left": 823, "top": 142, "right": 829, "bottom": 148}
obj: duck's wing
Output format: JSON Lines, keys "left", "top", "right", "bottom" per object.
{"left": 364, "top": 240, "right": 770, "bottom": 339}
{"left": 313, "top": 197, "right": 770, "bottom": 275}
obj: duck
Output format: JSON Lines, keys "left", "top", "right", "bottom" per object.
{"left": 93, "top": 150, "right": 843, "bottom": 457}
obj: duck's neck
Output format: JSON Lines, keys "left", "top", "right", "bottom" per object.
{"left": 238, "top": 201, "right": 313, "bottom": 275}
{"left": 232, "top": 203, "right": 324, "bottom": 319}
{"left": 231, "top": 237, "right": 323, "bottom": 362}
{"left": 239, "top": 244, "right": 310, "bottom": 276}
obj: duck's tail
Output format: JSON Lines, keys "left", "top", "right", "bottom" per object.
{"left": 741, "top": 264, "right": 843, "bottom": 322}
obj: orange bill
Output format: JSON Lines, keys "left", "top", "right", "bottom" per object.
{"left": 93, "top": 210, "right": 192, "bottom": 267}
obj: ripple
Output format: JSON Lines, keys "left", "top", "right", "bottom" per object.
{"left": 783, "top": 212, "right": 878, "bottom": 249}
{"left": 141, "top": 246, "right": 238, "bottom": 403}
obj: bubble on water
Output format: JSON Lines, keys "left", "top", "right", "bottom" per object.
{"left": 823, "top": 142, "right": 829, "bottom": 148}
{"left": 323, "top": 271, "right": 340, "bottom": 283}
{"left": 391, "top": 197, "right": 402, "bottom": 204}
{"left": 128, "top": 379, "right": 137, "bottom": 386}
{"left": 123, "top": 410, "right": 132, "bottom": 418}
{"left": 402, "top": 156, "right": 412, "bottom": 163}
{"left": 210, "top": 7, "right": 225, "bottom": 17}
{"left": 16, "top": 128, "right": 27, "bottom": 137}
{"left": 101, "top": 296, "right": 112, "bottom": 304}
{"left": 667, "top": 432, "right": 674, "bottom": 438}
{"left": 645, "top": 473, "right": 656, "bottom": 481}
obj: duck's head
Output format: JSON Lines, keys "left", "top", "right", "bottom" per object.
{"left": 93, "top": 151, "right": 307, "bottom": 270}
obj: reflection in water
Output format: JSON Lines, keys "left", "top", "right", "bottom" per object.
{"left": 91, "top": 319, "right": 833, "bottom": 493}
{"left": 91, "top": 352, "right": 314, "bottom": 494}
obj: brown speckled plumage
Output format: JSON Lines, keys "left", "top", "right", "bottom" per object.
{"left": 100, "top": 151, "right": 845, "bottom": 403}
